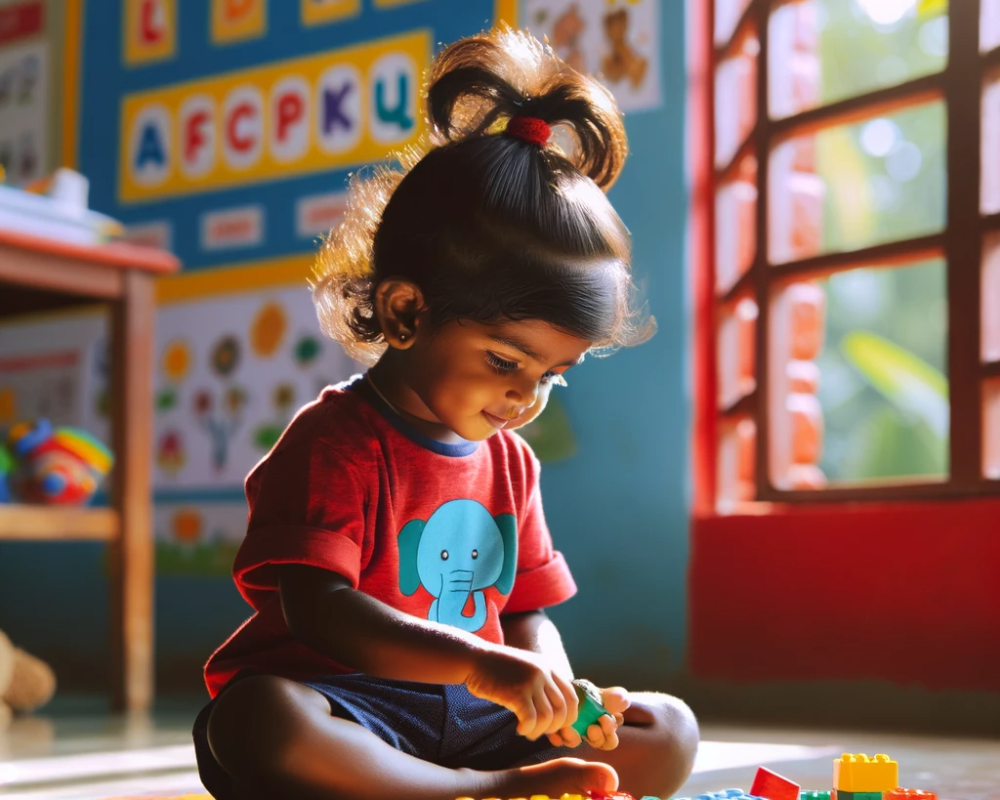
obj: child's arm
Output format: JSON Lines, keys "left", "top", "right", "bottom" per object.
{"left": 500, "top": 609, "right": 574, "bottom": 682}
{"left": 278, "top": 563, "right": 579, "bottom": 740}
{"left": 280, "top": 563, "right": 486, "bottom": 684}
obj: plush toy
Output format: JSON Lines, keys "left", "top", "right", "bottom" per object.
{"left": 0, "top": 629, "right": 56, "bottom": 728}
{"left": 5, "top": 419, "right": 113, "bottom": 505}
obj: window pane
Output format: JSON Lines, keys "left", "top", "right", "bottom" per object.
{"left": 718, "top": 416, "right": 755, "bottom": 511}
{"left": 715, "top": 156, "right": 757, "bottom": 294}
{"left": 769, "top": 260, "right": 949, "bottom": 489}
{"left": 985, "top": 379, "right": 1000, "bottom": 480}
{"left": 982, "top": 69, "right": 1000, "bottom": 215}
{"left": 984, "top": 0, "right": 1000, "bottom": 53}
{"left": 718, "top": 297, "right": 757, "bottom": 409}
{"left": 983, "top": 232, "right": 1000, "bottom": 363}
{"left": 714, "top": 32, "right": 758, "bottom": 167}
{"left": 769, "top": 0, "right": 948, "bottom": 120}
{"left": 715, "top": 0, "right": 753, "bottom": 46}
{"left": 769, "top": 101, "right": 945, "bottom": 264}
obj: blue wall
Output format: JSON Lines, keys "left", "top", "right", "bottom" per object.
{"left": 0, "top": 1, "right": 689, "bottom": 695}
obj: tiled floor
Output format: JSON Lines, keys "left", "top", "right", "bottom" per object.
{"left": 0, "top": 699, "right": 997, "bottom": 799}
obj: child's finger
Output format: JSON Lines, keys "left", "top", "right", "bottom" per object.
{"left": 543, "top": 680, "right": 569, "bottom": 734}
{"left": 586, "top": 715, "right": 620, "bottom": 750}
{"left": 601, "top": 686, "right": 631, "bottom": 714}
{"left": 547, "top": 731, "right": 564, "bottom": 747}
{"left": 557, "top": 725, "right": 583, "bottom": 748}
{"left": 553, "top": 672, "right": 579, "bottom": 727}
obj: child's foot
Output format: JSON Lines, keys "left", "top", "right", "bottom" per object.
{"left": 472, "top": 756, "right": 619, "bottom": 799}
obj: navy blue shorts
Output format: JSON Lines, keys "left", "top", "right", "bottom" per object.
{"left": 192, "top": 672, "right": 572, "bottom": 799}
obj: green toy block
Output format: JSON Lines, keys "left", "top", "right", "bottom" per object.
{"left": 801, "top": 793, "right": 832, "bottom": 800}
{"left": 833, "top": 792, "right": 882, "bottom": 800}
{"left": 571, "top": 679, "right": 608, "bottom": 736}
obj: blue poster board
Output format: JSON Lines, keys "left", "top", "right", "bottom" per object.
{"left": 79, "top": 0, "right": 503, "bottom": 271}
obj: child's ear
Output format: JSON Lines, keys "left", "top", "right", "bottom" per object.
{"left": 374, "top": 279, "right": 425, "bottom": 349}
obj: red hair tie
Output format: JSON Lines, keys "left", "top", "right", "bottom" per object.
{"left": 505, "top": 116, "right": 551, "bottom": 147}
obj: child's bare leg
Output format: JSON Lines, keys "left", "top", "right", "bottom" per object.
{"left": 207, "top": 675, "right": 619, "bottom": 800}
{"left": 539, "top": 692, "right": 699, "bottom": 800}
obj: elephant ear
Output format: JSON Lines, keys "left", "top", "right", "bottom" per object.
{"left": 493, "top": 514, "right": 518, "bottom": 596}
{"left": 398, "top": 519, "right": 425, "bottom": 596}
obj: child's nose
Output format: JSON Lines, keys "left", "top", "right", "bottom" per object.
{"left": 506, "top": 378, "right": 539, "bottom": 408}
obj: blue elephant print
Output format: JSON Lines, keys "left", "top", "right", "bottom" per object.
{"left": 398, "top": 499, "right": 517, "bottom": 633}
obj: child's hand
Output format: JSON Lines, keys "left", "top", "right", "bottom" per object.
{"left": 465, "top": 646, "right": 579, "bottom": 741}
{"left": 547, "top": 685, "right": 630, "bottom": 751}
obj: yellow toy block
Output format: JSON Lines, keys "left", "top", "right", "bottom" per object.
{"left": 833, "top": 753, "right": 899, "bottom": 792}
{"left": 456, "top": 796, "right": 584, "bottom": 800}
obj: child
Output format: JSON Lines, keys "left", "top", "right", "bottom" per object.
{"left": 193, "top": 27, "right": 698, "bottom": 800}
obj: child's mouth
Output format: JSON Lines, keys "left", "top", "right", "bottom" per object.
{"left": 482, "top": 410, "right": 515, "bottom": 429}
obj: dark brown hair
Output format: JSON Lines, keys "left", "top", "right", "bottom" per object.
{"left": 312, "top": 26, "right": 653, "bottom": 366}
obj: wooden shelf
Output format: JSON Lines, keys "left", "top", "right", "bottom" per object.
{"left": 0, "top": 504, "right": 119, "bottom": 541}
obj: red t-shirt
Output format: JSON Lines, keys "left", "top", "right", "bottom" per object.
{"left": 203, "top": 377, "right": 577, "bottom": 697}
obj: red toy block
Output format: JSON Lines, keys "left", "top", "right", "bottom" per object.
{"left": 885, "top": 790, "right": 937, "bottom": 800}
{"left": 750, "top": 766, "right": 801, "bottom": 800}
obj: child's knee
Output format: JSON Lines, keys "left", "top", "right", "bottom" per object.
{"left": 206, "top": 674, "right": 314, "bottom": 780}
{"left": 633, "top": 691, "right": 700, "bottom": 791}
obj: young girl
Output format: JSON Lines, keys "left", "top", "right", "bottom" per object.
{"left": 193, "top": 27, "right": 698, "bottom": 800}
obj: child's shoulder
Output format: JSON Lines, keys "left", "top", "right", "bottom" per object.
{"left": 491, "top": 429, "right": 543, "bottom": 478}
{"left": 269, "top": 376, "right": 379, "bottom": 460}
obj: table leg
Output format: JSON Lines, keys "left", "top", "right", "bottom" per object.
{"left": 109, "top": 270, "right": 156, "bottom": 712}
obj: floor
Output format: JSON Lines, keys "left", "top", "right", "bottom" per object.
{"left": 0, "top": 699, "right": 997, "bottom": 800}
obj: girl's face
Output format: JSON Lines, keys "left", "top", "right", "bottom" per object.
{"left": 392, "top": 318, "right": 590, "bottom": 443}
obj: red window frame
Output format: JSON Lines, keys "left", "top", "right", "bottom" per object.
{"left": 688, "top": 0, "right": 1000, "bottom": 691}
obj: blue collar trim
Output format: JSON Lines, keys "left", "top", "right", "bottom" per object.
{"left": 348, "top": 375, "right": 480, "bottom": 458}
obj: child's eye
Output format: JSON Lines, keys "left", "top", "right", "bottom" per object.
{"left": 486, "top": 352, "right": 518, "bottom": 373}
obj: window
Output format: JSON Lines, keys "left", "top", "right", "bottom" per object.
{"left": 702, "top": 0, "right": 1000, "bottom": 510}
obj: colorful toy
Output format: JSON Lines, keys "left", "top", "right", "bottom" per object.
{"left": 455, "top": 750, "right": 939, "bottom": 800}
{"left": 750, "top": 768, "right": 799, "bottom": 800}
{"left": 572, "top": 679, "right": 610, "bottom": 737}
{"left": 0, "top": 441, "right": 13, "bottom": 503}
{"left": 5, "top": 419, "right": 113, "bottom": 505}
{"left": 834, "top": 753, "right": 899, "bottom": 794}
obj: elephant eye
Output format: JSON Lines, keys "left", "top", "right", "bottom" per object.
{"left": 471, "top": 549, "right": 479, "bottom": 559}
{"left": 440, "top": 550, "right": 449, "bottom": 560}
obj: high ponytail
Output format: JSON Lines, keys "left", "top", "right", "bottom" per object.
{"left": 313, "top": 26, "right": 652, "bottom": 366}
{"left": 426, "top": 28, "right": 627, "bottom": 189}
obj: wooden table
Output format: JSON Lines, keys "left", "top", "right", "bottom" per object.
{"left": 0, "top": 227, "right": 179, "bottom": 712}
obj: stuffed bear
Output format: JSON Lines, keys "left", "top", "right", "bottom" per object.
{"left": 0, "top": 629, "right": 56, "bottom": 728}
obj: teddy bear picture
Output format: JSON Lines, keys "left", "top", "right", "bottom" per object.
{"left": 525, "top": 0, "right": 660, "bottom": 113}
{"left": 601, "top": 7, "right": 649, "bottom": 91}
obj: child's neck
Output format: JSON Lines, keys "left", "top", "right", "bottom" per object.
{"left": 367, "top": 362, "right": 469, "bottom": 446}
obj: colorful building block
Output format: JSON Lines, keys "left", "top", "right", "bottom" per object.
{"left": 801, "top": 793, "right": 831, "bottom": 800}
{"left": 572, "top": 680, "right": 610, "bottom": 737}
{"left": 683, "top": 791, "right": 766, "bottom": 800}
{"left": 750, "top": 767, "right": 800, "bottom": 800}
{"left": 832, "top": 792, "right": 882, "bottom": 800}
{"left": 885, "top": 791, "right": 937, "bottom": 800}
{"left": 834, "top": 753, "right": 899, "bottom": 793}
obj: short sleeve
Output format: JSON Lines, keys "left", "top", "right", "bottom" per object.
{"left": 232, "top": 439, "right": 368, "bottom": 608}
{"left": 502, "top": 455, "right": 577, "bottom": 614}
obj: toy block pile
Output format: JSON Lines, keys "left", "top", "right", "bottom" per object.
{"left": 455, "top": 752, "right": 945, "bottom": 800}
